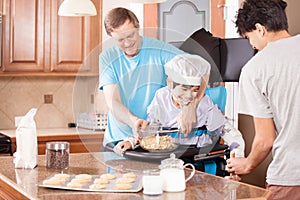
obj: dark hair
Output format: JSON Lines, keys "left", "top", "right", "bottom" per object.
{"left": 104, "top": 7, "right": 139, "bottom": 36}
{"left": 235, "top": 0, "right": 288, "bottom": 36}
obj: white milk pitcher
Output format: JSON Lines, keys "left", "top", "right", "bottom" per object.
{"left": 159, "top": 153, "right": 195, "bottom": 192}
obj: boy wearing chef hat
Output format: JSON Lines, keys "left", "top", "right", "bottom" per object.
{"left": 114, "top": 54, "right": 245, "bottom": 158}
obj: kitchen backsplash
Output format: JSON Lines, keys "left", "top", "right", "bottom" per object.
{"left": 0, "top": 76, "right": 108, "bottom": 129}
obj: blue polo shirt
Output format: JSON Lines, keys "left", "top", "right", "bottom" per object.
{"left": 99, "top": 37, "right": 183, "bottom": 146}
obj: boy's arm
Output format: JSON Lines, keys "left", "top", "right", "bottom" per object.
{"left": 178, "top": 77, "right": 208, "bottom": 135}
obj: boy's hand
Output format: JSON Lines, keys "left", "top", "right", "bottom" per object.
{"left": 178, "top": 77, "right": 207, "bottom": 136}
{"left": 177, "top": 103, "right": 196, "bottom": 136}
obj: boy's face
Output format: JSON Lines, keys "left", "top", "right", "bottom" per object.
{"left": 172, "top": 84, "right": 200, "bottom": 106}
{"left": 244, "top": 23, "right": 268, "bottom": 51}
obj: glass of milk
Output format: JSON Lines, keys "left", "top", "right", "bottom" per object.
{"left": 143, "top": 169, "right": 163, "bottom": 196}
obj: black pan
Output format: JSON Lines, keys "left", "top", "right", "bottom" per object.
{"left": 105, "top": 140, "right": 228, "bottom": 162}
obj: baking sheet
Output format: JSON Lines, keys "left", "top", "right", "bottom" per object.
{"left": 39, "top": 173, "right": 142, "bottom": 193}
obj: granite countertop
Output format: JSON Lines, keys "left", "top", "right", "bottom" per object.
{"left": 0, "top": 152, "right": 272, "bottom": 200}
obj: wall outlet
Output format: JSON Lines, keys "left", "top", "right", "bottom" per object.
{"left": 44, "top": 94, "right": 53, "bottom": 104}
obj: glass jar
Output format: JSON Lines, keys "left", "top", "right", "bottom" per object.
{"left": 46, "top": 141, "right": 70, "bottom": 169}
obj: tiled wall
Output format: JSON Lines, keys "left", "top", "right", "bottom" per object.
{"left": 0, "top": 76, "right": 108, "bottom": 129}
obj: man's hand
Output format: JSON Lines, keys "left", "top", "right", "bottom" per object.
{"left": 224, "top": 174, "right": 242, "bottom": 181}
{"left": 226, "top": 157, "right": 252, "bottom": 175}
{"left": 113, "top": 141, "right": 132, "bottom": 156}
{"left": 227, "top": 117, "right": 275, "bottom": 176}
{"left": 132, "top": 119, "right": 149, "bottom": 138}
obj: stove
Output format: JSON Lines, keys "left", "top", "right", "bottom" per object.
{"left": 0, "top": 133, "right": 12, "bottom": 156}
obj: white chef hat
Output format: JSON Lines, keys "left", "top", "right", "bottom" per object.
{"left": 165, "top": 54, "right": 211, "bottom": 86}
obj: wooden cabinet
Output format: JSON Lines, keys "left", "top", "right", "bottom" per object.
{"left": 1, "top": 0, "right": 101, "bottom": 75}
{"left": 36, "top": 133, "right": 104, "bottom": 155}
{"left": 10, "top": 132, "right": 104, "bottom": 155}
{"left": 3, "top": 128, "right": 104, "bottom": 155}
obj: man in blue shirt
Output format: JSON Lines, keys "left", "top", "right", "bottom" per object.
{"left": 99, "top": 7, "right": 199, "bottom": 147}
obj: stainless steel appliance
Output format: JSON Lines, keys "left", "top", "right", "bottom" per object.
{"left": 0, "top": 133, "right": 12, "bottom": 156}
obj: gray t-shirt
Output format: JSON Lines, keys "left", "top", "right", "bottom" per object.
{"left": 238, "top": 35, "right": 300, "bottom": 185}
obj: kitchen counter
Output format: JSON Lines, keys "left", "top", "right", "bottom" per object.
{"left": 0, "top": 152, "right": 272, "bottom": 200}
{"left": 0, "top": 128, "right": 104, "bottom": 154}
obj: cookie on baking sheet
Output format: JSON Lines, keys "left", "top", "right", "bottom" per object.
{"left": 115, "top": 183, "right": 133, "bottom": 190}
{"left": 70, "top": 178, "right": 91, "bottom": 185}
{"left": 53, "top": 173, "right": 70, "bottom": 179}
{"left": 123, "top": 172, "right": 137, "bottom": 179}
{"left": 67, "top": 182, "right": 83, "bottom": 188}
{"left": 42, "top": 178, "right": 65, "bottom": 186}
{"left": 100, "top": 173, "right": 117, "bottom": 180}
{"left": 75, "top": 174, "right": 92, "bottom": 180}
{"left": 116, "top": 177, "right": 135, "bottom": 184}
{"left": 94, "top": 178, "right": 110, "bottom": 184}
{"left": 89, "top": 184, "right": 106, "bottom": 190}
